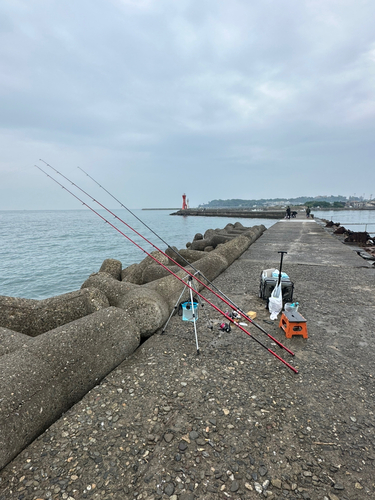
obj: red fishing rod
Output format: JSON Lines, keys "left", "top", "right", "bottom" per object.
{"left": 40, "top": 159, "right": 294, "bottom": 357}
{"left": 35, "top": 165, "right": 298, "bottom": 374}
{"left": 76, "top": 166, "right": 293, "bottom": 355}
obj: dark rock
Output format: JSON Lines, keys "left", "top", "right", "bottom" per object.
{"left": 164, "top": 433, "right": 174, "bottom": 443}
{"left": 164, "top": 482, "right": 175, "bottom": 496}
{"left": 259, "top": 465, "right": 268, "bottom": 476}
{"left": 179, "top": 494, "right": 194, "bottom": 500}
{"left": 333, "top": 483, "right": 345, "bottom": 490}
{"left": 230, "top": 480, "right": 240, "bottom": 492}
{"left": 178, "top": 441, "right": 188, "bottom": 451}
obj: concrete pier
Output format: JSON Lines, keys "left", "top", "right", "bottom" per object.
{"left": 1, "top": 218, "right": 374, "bottom": 500}
{"left": 171, "top": 208, "right": 286, "bottom": 219}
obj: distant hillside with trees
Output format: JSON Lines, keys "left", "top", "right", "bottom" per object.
{"left": 305, "top": 200, "right": 346, "bottom": 208}
{"left": 199, "top": 195, "right": 349, "bottom": 209}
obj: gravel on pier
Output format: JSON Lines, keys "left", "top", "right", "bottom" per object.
{"left": 1, "top": 219, "right": 374, "bottom": 500}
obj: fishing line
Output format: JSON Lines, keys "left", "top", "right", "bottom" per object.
{"left": 74, "top": 164, "right": 294, "bottom": 356}
{"left": 76, "top": 166, "right": 287, "bottom": 348}
{"left": 35, "top": 164, "right": 298, "bottom": 374}
{"left": 40, "top": 159, "right": 294, "bottom": 356}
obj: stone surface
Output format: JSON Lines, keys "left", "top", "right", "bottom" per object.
{"left": 186, "top": 223, "right": 264, "bottom": 251}
{"left": 0, "top": 288, "right": 109, "bottom": 337}
{"left": 271, "top": 478, "right": 282, "bottom": 489}
{"left": 0, "top": 307, "right": 140, "bottom": 470}
{"left": 166, "top": 248, "right": 206, "bottom": 266}
{"left": 120, "top": 250, "right": 170, "bottom": 284}
{"left": 83, "top": 227, "right": 265, "bottom": 341}
{"left": 141, "top": 263, "right": 194, "bottom": 284}
{"left": 0, "top": 218, "right": 374, "bottom": 500}
{"left": 99, "top": 258, "right": 122, "bottom": 280}
{"left": 0, "top": 327, "right": 33, "bottom": 356}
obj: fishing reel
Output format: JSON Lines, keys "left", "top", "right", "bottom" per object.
{"left": 219, "top": 322, "right": 231, "bottom": 333}
{"left": 228, "top": 310, "right": 241, "bottom": 320}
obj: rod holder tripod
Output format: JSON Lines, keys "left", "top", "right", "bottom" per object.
{"left": 161, "top": 273, "right": 211, "bottom": 355}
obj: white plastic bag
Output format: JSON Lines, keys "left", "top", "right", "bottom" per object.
{"left": 268, "top": 283, "right": 283, "bottom": 320}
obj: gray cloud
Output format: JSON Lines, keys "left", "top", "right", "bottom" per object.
{"left": 1, "top": 0, "right": 374, "bottom": 209}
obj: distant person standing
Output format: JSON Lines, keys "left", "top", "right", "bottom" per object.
{"left": 306, "top": 207, "right": 311, "bottom": 218}
{"left": 286, "top": 206, "right": 291, "bottom": 219}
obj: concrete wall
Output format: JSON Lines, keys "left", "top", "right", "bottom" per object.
{"left": 171, "top": 208, "right": 284, "bottom": 219}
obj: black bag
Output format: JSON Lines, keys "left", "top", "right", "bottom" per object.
{"left": 259, "top": 272, "right": 294, "bottom": 302}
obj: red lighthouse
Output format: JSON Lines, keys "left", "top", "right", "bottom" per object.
{"left": 182, "top": 194, "right": 188, "bottom": 210}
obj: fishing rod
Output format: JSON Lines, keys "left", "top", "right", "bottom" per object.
{"left": 77, "top": 166, "right": 278, "bottom": 335}
{"left": 35, "top": 165, "right": 298, "bottom": 374}
{"left": 41, "top": 160, "right": 294, "bottom": 357}
{"left": 77, "top": 166, "right": 294, "bottom": 355}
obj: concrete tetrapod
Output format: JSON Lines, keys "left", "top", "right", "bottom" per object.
{"left": 0, "top": 223, "right": 266, "bottom": 471}
{"left": 188, "top": 223, "right": 261, "bottom": 251}
{"left": 0, "top": 288, "right": 109, "bottom": 337}
{"left": 0, "top": 307, "right": 140, "bottom": 470}
{"left": 139, "top": 231, "right": 262, "bottom": 284}
{"left": 121, "top": 251, "right": 170, "bottom": 284}
{"left": 0, "top": 327, "right": 33, "bottom": 356}
{"left": 82, "top": 226, "right": 266, "bottom": 339}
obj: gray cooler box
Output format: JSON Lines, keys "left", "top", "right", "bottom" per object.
{"left": 259, "top": 268, "right": 294, "bottom": 302}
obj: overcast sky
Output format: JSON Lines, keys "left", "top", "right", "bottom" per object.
{"left": 1, "top": 0, "right": 374, "bottom": 210}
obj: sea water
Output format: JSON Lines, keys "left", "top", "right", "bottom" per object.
{"left": 0, "top": 209, "right": 275, "bottom": 300}
{"left": 1, "top": 209, "right": 374, "bottom": 300}
{"left": 314, "top": 209, "right": 375, "bottom": 233}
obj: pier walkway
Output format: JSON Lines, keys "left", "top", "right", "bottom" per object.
{"left": 1, "top": 218, "right": 374, "bottom": 500}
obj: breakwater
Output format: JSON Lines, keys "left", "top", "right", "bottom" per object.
{"left": 171, "top": 208, "right": 285, "bottom": 218}
{"left": 0, "top": 222, "right": 266, "bottom": 470}
{"left": 1, "top": 218, "right": 374, "bottom": 500}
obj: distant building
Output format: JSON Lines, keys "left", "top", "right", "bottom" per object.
{"left": 349, "top": 201, "right": 366, "bottom": 208}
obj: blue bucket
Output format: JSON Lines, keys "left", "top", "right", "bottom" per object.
{"left": 181, "top": 301, "right": 199, "bottom": 322}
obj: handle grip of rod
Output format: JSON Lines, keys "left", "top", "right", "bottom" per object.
{"left": 245, "top": 316, "right": 295, "bottom": 356}
{"left": 269, "top": 349, "right": 298, "bottom": 374}
{"left": 277, "top": 251, "right": 287, "bottom": 286}
{"left": 267, "top": 335, "right": 295, "bottom": 356}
